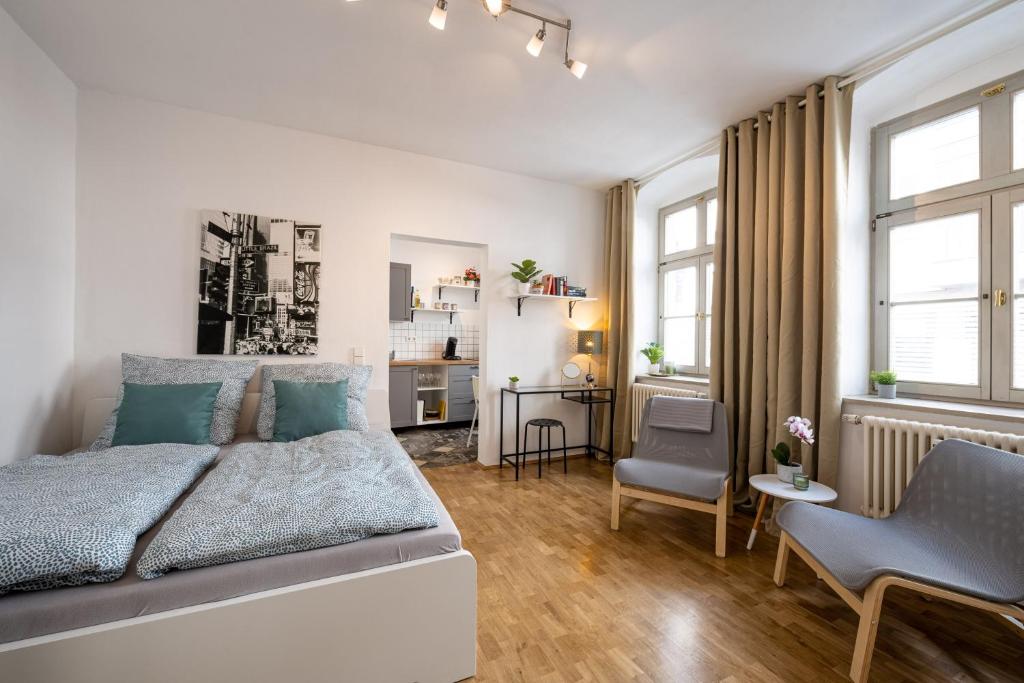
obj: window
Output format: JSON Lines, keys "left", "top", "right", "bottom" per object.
{"left": 659, "top": 191, "right": 715, "bottom": 375}
{"left": 873, "top": 70, "right": 1024, "bottom": 401}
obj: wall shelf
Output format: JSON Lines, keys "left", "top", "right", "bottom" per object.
{"left": 410, "top": 307, "right": 457, "bottom": 324}
{"left": 435, "top": 283, "right": 481, "bottom": 303}
{"left": 509, "top": 294, "right": 597, "bottom": 318}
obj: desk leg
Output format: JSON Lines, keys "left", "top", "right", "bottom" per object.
{"left": 499, "top": 391, "right": 504, "bottom": 470}
{"left": 747, "top": 492, "right": 771, "bottom": 550}
{"left": 608, "top": 389, "right": 615, "bottom": 464}
{"left": 514, "top": 394, "right": 521, "bottom": 481}
{"left": 587, "top": 403, "right": 593, "bottom": 458}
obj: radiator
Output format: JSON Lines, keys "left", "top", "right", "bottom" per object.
{"left": 631, "top": 383, "right": 707, "bottom": 441}
{"left": 846, "top": 414, "right": 1024, "bottom": 519}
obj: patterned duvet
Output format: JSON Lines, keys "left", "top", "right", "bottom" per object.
{"left": 0, "top": 444, "right": 218, "bottom": 594}
{"left": 137, "top": 430, "right": 439, "bottom": 579}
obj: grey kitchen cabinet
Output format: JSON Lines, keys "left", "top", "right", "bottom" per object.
{"left": 389, "top": 262, "right": 412, "bottom": 322}
{"left": 389, "top": 366, "right": 418, "bottom": 428}
{"left": 446, "top": 365, "right": 478, "bottom": 422}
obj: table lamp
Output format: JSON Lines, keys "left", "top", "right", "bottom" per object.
{"left": 576, "top": 330, "right": 604, "bottom": 386}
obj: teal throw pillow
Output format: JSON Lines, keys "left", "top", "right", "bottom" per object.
{"left": 111, "top": 382, "right": 223, "bottom": 446}
{"left": 272, "top": 380, "right": 349, "bottom": 442}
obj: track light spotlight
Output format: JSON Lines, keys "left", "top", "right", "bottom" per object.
{"left": 428, "top": 0, "right": 448, "bottom": 30}
{"left": 526, "top": 26, "right": 546, "bottom": 57}
{"left": 484, "top": 0, "right": 505, "bottom": 16}
{"left": 565, "top": 58, "right": 587, "bottom": 79}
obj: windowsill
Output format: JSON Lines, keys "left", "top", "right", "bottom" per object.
{"left": 842, "top": 394, "right": 1024, "bottom": 426}
{"left": 635, "top": 374, "right": 710, "bottom": 386}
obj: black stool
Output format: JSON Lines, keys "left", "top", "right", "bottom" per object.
{"left": 523, "top": 418, "right": 567, "bottom": 478}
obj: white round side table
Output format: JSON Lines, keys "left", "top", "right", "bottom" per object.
{"left": 746, "top": 473, "right": 837, "bottom": 550}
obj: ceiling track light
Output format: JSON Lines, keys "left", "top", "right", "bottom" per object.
{"left": 379, "top": 0, "right": 585, "bottom": 78}
{"left": 428, "top": 0, "right": 448, "bottom": 30}
{"left": 483, "top": 0, "right": 506, "bottom": 16}
{"left": 526, "top": 23, "right": 545, "bottom": 57}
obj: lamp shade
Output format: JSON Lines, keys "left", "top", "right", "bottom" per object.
{"left": 576, "top": 330, "right": 604, "bottom": 355}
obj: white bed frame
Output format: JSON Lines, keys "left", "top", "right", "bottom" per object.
{"left": 0, "top": 394, "right": 477, "bottom": 683}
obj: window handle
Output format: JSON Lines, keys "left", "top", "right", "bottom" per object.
{"left": 994, "top": 289, "right": 1008, "bottom": 307}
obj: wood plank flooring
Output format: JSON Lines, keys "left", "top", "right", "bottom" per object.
{"left": 423, "top": 459, "right": 1024, "bottom": 682}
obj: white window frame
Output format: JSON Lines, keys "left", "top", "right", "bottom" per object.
{"left": 658, "top": 190, "right": 715, "bottom": 376}
{"left": 872, "top": 69, "right": 1024, "bottom": 402}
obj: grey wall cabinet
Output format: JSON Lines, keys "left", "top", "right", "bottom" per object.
{"left": 389, "top": 262, "right": 412, "bottom": 322}
{"left": 389, "top": 366, "right": 418, "bottom": 428}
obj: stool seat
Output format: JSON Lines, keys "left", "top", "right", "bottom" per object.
{"left": 526, "top": 418, "right": 563, "bottom": 428}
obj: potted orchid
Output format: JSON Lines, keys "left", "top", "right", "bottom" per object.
{"left": 771, "top": 416, "right": 815, "bottom": 484}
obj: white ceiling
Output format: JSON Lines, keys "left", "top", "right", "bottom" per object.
{"left": 2, "top": 0, "right": 984, "bottom": 188}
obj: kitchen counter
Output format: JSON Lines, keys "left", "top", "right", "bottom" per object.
{"left": 389, "top": 359, "right": 479, "bottom": 367}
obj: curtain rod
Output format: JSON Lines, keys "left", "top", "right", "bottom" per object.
{"left": 634, "top": 0, "right": 1020, "bottom": 188}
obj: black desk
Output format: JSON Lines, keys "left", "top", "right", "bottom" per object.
{"left": 499, "top": 385, "right": 615, "bottom": 480}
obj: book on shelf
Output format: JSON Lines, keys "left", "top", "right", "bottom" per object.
{"left": 537, "top": 274, "right": 585, "bottom": 297}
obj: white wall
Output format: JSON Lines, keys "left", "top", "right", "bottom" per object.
{"left": 0, "top": 6, "right": 77, "bottom": 463}
{"left": 74, "top": 90, "right": 605, "bottom": 465}
{"left": 833, "top": 5, "right": 1024, "bottom": 510}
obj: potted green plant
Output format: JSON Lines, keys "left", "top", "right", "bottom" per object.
{"left": 508, "top": 376, "right": 520, "bottom": 390}
{"left": 510, "top": 260, "right": 542, "bottom": 295}
{"left": 870, "top": 370, "right": 897, "bottom": 399}
{"left": 640, "top": 342, "right": 664, "bottom": 374}
{"left": 771, "top": 416, "right": 815, "bottom": 483}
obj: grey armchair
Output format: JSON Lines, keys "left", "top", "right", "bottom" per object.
{"left": 611, "top": 396, "right": 732, "bottom": 557}
{"left": 773, "top": 439, "right": 1024, "bottom": 682}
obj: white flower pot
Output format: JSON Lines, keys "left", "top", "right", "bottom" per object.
{"left": 648, "top": 363, "right": 661, "bottom": 374}
{"left": 516, "top": 282, "right": 531, "bottom": 295}
{"left": 877, "top": 383, "right": 896, "bottom": 399}
{"left": 776, "top": 463, "right": 804, "bottom": 484}
{"left": 508, "top": 381, "right": 519, "bottom": 391}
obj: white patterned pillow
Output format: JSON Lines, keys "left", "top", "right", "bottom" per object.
{"left": 90, "top": 354, "right": 258, "bottom": 450}
{"left": 257, "top": 363, "right": 372, "bottom": 439}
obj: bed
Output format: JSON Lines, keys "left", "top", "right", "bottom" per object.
{"left": 0, "top": 392, "right": 477, "bottom": 683}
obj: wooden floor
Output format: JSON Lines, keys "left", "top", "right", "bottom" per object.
{"left": 423, "top": 459, "right": 1024, "bottom": 683}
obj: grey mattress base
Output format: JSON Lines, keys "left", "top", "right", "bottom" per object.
{"left": 0, "top": 438, "right": 461, "bottom": 645}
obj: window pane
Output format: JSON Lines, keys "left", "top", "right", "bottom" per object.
{"left": 891, "top": 300, "right": 978, "bottom": 385}
{"left": 664, "top": 317, "right": 696, "bottom": 367}
{"left": 706, "top": 198, "right": 717, "bottom": 246}
{"left": 705, "top": 262, "right": 714, "bottom": 311}
{"left": 889, "top": 212, "right": 978, "bottom": 303}
{"left": 705, "top": 316, "right": 712, "bottom": 369}
{"left": 704, "top": 262, "right": 714, "bottom": 370}
{"left": 663, "top": 266, "right": 697, "bottom": 317}
{"left": 1015, "top": 91, "right": 1024, "bottom": 171}
{"left": 1014, "top": 202, "right": 1024, "bottom": 388}
{"left": 664, "top": 205, "right": 697, "bottom": 254}
{"left": 889, "top": 107, "right": 979, "bottom": 200}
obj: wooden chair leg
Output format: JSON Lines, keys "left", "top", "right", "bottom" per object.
{"left": 715, "top": 489, "right": 728, "bottom": 558}
{"left": 850, "top": 579, "right": 887, "bottom": 683}
{"left": 773, "top": 531, "right": 791, "bottom": 587}
{"left": 610, "top": 478, "right": 621, "bottom": 531}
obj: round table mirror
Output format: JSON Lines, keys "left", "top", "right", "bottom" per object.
{"left": 561, "top": 362, "right": 582, "bottom": 383}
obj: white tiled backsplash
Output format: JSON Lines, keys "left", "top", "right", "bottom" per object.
{"left": 389, "top": 322, "right": 480, "bottom": 360}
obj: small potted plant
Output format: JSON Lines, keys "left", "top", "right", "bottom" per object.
{"left": 464, "top": 267, "right": 480, "bottom": 286}
{"left": 511, "top": 260, "right": 542, "bottom": 295}
{"left": 771, "top": 416, "right": 815, "bottom": 483}
{"left": 870, "top": 370, "right": 897, "bottom": 399}
{"left": 640, "top": 342, "right": 664, "bottom": 374}
{"left": 508, "top": 376, "right": 520, "bottom": 391}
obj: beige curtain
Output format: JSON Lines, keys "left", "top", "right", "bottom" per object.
{"left": 602, "top": 180, "right": 637, "bottom": 460}
{"left": 711, "top": 76, "right": 852, "bottom": 500}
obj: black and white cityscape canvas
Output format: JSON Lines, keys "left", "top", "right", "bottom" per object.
{"left": 197, "top": 210, "right": 321, "bottom": 355}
